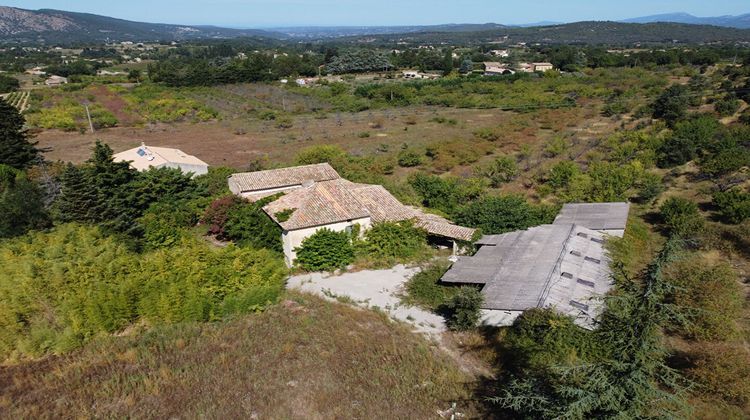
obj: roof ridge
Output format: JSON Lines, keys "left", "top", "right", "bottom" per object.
{"left": 535, "top": 223, "right": 577, "bottom": 308}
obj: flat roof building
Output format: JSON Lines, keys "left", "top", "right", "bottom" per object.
{"left": 113, "top": 143, "right": 208, "bottom": 177}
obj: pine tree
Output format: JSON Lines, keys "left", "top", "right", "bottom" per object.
{"left": 0, "top": 99, "right": 39, "bottom": 169}
{"left": 0, "top": 164, "right": 50, "bottom": 238}
{"left": 54, "top": 163, "right": 101, "bottom": 223}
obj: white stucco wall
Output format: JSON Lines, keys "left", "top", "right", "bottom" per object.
{"left": 283, "top": 217, "right": 371, "bottom": 266}
{"left": 158, "top": 162, "right": 209, "bottom": 177}
{"left": 480, "top": 309, "right": 524, "bottom": 327}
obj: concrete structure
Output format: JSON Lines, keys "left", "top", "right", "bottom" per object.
{"left": 113, "top": 143, "right": 208, "bottom": 177}
{"left": 490, "top": 49, "right": 510, "bottom": 58}
{"left": 441, "top": 202, "right": 630, "bottom": 329}
{"left": 532, "top": 62, "right": 555, "bottom": 72}
{"left": 516, "top": 62, "right": 534, "bottom": 73}
{"left": 44, "top": 75, "right": 68, "bottom": 86}
{"left": 229, "top": 164, "right": 476, "bottom": 266}
{"left": 554, "top": 202, "right": 630, "bottom": 237}
{"left": 443, "top": 224, "right": 613, "bottom": 330}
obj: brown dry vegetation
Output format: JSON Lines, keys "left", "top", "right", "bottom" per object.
{"left": 0, "top": 292, "right": 477, "bottom": 419}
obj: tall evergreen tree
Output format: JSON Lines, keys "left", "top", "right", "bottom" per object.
{"left": 86, "top": 141, "right": 139, "bottom": 235}
{"left": 0, "top": 99, "right": 39, "bottom": 169}
{"left": 0, "top": 164, "right": 50, "bottom": 238}
{"left": 54, "top": 163, "right": 101, "bottom": 223}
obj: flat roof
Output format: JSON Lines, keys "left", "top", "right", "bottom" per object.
{"left": 553, "top": 202, "right": 630, "bottom": 231}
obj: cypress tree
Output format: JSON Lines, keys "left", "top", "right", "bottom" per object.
{"left": 0, "top": 99, "right": 39, "bottom": 169}
{"left": 55, "top": 163, "right": 101, "bottom": 223}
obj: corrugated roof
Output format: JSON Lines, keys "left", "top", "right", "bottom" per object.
{"left": 228, "top": 163, "right": 340, "bottom": 194}
{"left": 113, "top": 145, "right": 208, "bottom": 172}
{"left": 442, "top": 224, "right": 613, "bottom": 330}
{"left": 553, "top": 202, "right": 630, "bottom": 231}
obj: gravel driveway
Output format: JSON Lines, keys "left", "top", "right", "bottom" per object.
{"left": 287, "top": 265, "right": 446, "bottom": 336}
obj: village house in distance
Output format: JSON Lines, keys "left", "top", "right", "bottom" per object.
{"left": 114, "top": 143, "right": 209, "bottom": 177}
{"left": 442, "top": 202, "right": 630, "bottom": 329}
{"left": 228, "top": 163, "right": 476, "bottom": 266}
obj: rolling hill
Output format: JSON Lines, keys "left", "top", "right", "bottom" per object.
{"left": 0, "top": 6, "right": 281, "bottom": 43}
{"left": 623, "top": 12, "right": 750, "bottom": 29}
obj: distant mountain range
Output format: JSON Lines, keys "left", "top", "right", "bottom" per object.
{"left": 622, "top": 12, "right": 750, "bottom": 29}
{"left": 0, "top": 6, "right": 281, "bottom": 43}
{"left": 0, "top": 6, "right": 749, "bottom": 45}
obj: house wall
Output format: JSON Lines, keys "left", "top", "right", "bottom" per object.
{"left": 480, "top": 309, "right": 524, "bottom": 327}
{"left": 159, "top": 162, "right": 209, "bottom": 177}
{"left": 282, "top": 216, "right": 371, "bottom": 266}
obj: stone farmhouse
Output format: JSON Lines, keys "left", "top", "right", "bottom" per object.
{"left": 228, "top": 163, "right": 476, "bottom": 266}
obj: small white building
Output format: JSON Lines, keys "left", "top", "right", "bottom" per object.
{"left": 490, "top": 49, "right": 510, "bottom": 58}
{"left": 45, "top": 75, "right": 68, "bottom": 86}
{"left": 228, "top": 163, "right": 476, "bottom": 266}
{"left": 532, "top": 62, "right": 555, "bottom": 72}
{"left": 113, "top": 143, "right": 209, "bottom": 177}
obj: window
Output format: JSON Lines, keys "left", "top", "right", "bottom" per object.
{"left": 561, "top": 272, "right": 573, "bottom": 279}
{"left": 570, "top": 250, "right": 582, "bottom": 257}
{"left": 590, "top": 237, "right": 604, "bottom": 244}
{"left": 577, "top": 278, "right": 595, "bottom": 288}
{"left": 569, "top": 300, "right": 589, "bottom": 311}
{"left": 577, "top": 232, "right": 588, "bottom": 238}
{"left": 584, "top": 256, "right": 601, "bottom": 264}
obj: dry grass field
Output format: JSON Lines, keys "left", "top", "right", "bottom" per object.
{"left": 0, "top": 292, "right": 481, "bottom": 419}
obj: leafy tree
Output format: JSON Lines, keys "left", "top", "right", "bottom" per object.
{"left": 408, "top": 173, "right": 485, "bottom": 216}
{"left": 0, "top": 74, "right": 20, "bottom": 93}
{"left": 714, "top": 96, "right": 740, "bottom": 117}
{"left": 564, "top": 161, "right": 641, "bottom": 202}
{"left": 202, "top": 195, "right": 246, "bottom": 238}
{"left": 442, "top": 49, "right": 454, "bottom": 76}
{"left": 659, "top": 197, "right": 704, "bottom": 237}
{"left": 0, "top": 99, "right": 39, "bottom": 169}
{"left": 0, "top": 165, "right": 50, "bottom": 238}
{"left": 546, "top": 161, "right": 580, "bottom": 190}
{"left": 295, "top": 228, "right": 354, "bottom": 271}
{"left": 459, "top": 58, "right": 474, "bottom": 74}
{"left": 455, "top": 195, "right": 556, "bottom": 234}
{"left": 657, "top": 115, "right": 720, "bottom": 167}
{"left": 637, "top": 172, "right": 664, "bottom": 203}
{"left": 652, "top": 84, "right": 690, "bottom": 126}
{"left": 713, "top": 188, "right": 750, "bottom": 224}
{"left": 444, "top": 287, "right": 483, "bottom": 331}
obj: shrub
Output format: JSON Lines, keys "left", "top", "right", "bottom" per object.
{"left": 714, "top": 96, "right": 740, "bottom": 117}
{"left": 295, "top": 228, "right": 354, "bottom": 271}
{"left": 473, "top": 127, "right": 501, "bottom": 141}
{"left": 357, "top": 220, "right": 428, "bottom": 265}
{"left": 0, "top": 224, "right": 287, "bottom": 359}
{"left": 652, "top": 84, "right": 690, "bottom": 126}
{"left": 684, "top": 342, "right": 750, "bottom": 405}
{"left": 444, "top": 287, "right": 483, "bottom": 331}
{"left": 402, "top": 262, "right": 456, "bottom": 310}
{"left": 657, "top": 115, "right": 720, "bottom": 167}
{"left": 455, "top": 195, "right": 557, "bottom": 234}
{"left": 0, "top": 167, "right": 51, "bottom": 238}
{"left": 637, "top": 172, "right": 664, "bottom": 203}
{"left": 713, "top": 188, "right": 750, "bottom": 224}
{"left": 544, "top": 136, "right": 569, "bottom": 157}
{"left": 201, "top": 195, "right": 245, "bottom": 238}
{"left": 397, "top": 149, "right": 423, "bottom": 167}
{"left": 659, "top": 197, "right": 704, "bottom": 237}
{"left": 139, "top": 201, "right": 198, "bottom": 249}
{"left": 546, "top": 161, "right": 580, "bottom": 190}
{"left": 476, "top": 156, "right": 518, "bottom": 187}
{"left": 662, "top": 254, "right": 743, "bottom": 341}
{"left": 408, "top": 172, "right": 486, "bottom": 216}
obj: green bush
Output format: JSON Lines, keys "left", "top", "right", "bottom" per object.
{"left": 139, "top": 200, "right": 198, "bottom": 249}
{"left": 397, "top": 149, "right": 423, "bottom": 167}
{"left": 659, "top": 196, "right": 704, "bottom": 237}
{"left": 714, "top": 96, "right": 740, "bottom": 117}
{"left": 546, "top": 161, "right": 580, "bottom": 190}
{"left": 713, "top": 188, "right": 750, "bottom": 224}
{"left": 476, "top": 156, "right": 518, "bottom": 187}
{"left": 357, "top": 220, "right": 428, "bottom": 265}
{"left": 402, "top": 262, "right": 456, "bottom": 310}
{"left": 637, "top": 172, "right": 665, "bottom": 203}
{"left": 455, "top": 195, "right": 557, "bottom": 234}
{"left": 0, "top": 224, "right": 287, "bottom": 359}
{"left": 295, "top": 228, "right": 354, "bottom": 271}
{"left": 444, "top": 287, "right": 483, "bottom": 331}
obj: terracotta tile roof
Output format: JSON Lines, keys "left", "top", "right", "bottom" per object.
{"left": 228, "top": 163, "right": 340, "bottom": 194}
{"left": 263, "top": 179, "right": 370, "bottom": 230}
{"left": 260, "top": 176, "right": 476, "bottom": 241}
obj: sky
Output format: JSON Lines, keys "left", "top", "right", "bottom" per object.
{"left": 3, "top": 0, "right": 749, "bottom": 27}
